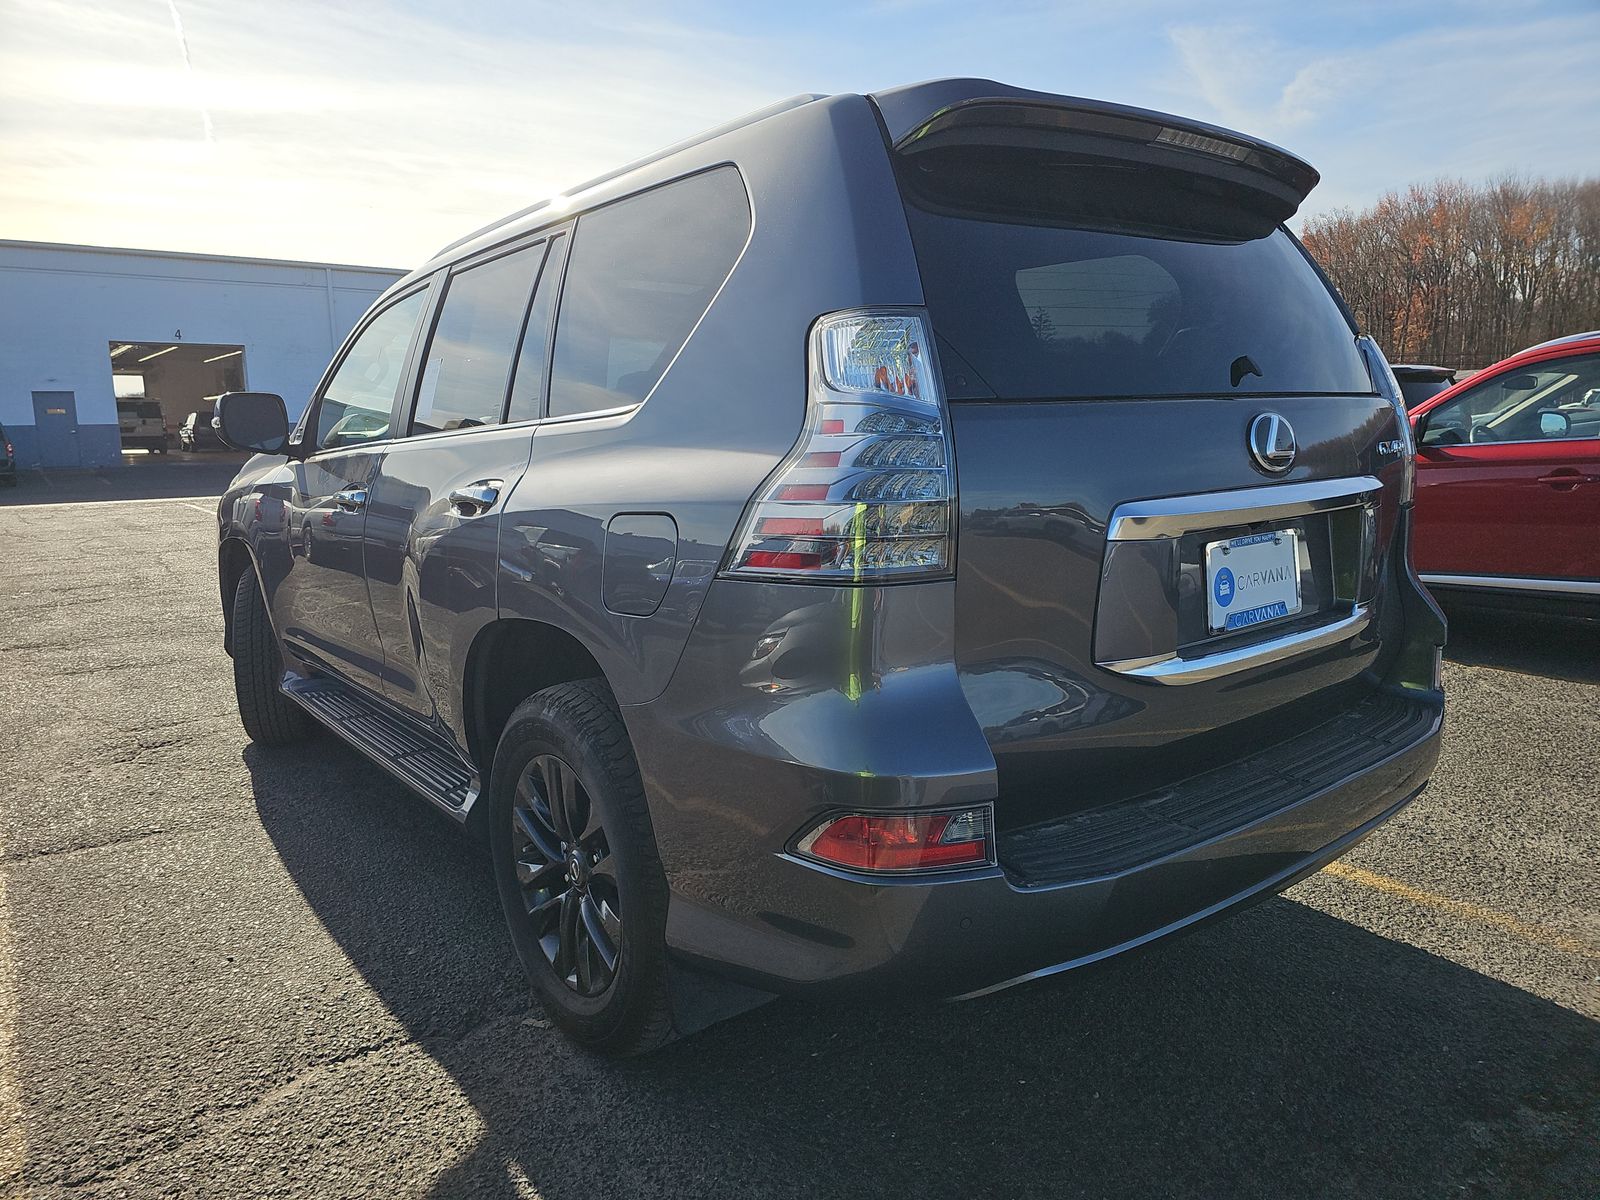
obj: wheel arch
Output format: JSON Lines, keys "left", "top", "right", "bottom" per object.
{"left": 218, "top": 537, "right": 257, "bottom": 657}
{"left": 462, "top": 618, "right": 615, "bottom": 831}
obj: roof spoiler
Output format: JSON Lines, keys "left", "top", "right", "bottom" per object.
{"left": 871, "top": 79, "right": 1319, "bottom": 223}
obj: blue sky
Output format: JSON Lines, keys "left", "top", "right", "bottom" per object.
{"left": 2, "top": 0, "right": 1597, "bottom": 266}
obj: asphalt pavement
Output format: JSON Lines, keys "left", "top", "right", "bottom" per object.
{"left": 0, "top": 466, "right": 1595, "bottom": 1199}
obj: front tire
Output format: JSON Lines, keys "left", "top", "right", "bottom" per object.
{"left": 490, "top": 680, "right": 673, "bottom": 1056}
{"left": 230, "top": 570, "right": 311, "bottom": 746}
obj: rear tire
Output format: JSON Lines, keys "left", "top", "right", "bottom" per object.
{"left": 230, "top": 570, "right": 311, "bottom": 746}
{"left": 490, "top": 680, "right": 673, "bottom": 1057}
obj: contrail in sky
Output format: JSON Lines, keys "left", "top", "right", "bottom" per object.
{"left": 165, "top": 0, "right": 215, "bottom": 143}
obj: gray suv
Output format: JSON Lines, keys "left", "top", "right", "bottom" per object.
{"left": 214, "top": 79, "right": 1446, "bottom": 1055}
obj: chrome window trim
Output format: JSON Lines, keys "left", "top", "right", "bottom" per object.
{"left": 1422, "top": 434, "right": 1600, "bottom": 450}
{"left": 1100, "top": 604, "right": 1374, "bottom": 685}
{"left": 1106, "top": 475, "right": 1382, "bottom": 542}
{"left": 302, "top": 404, "right": 643, "bottom": 461}
{"left": 1420, "top": 573, "right": 1600, "bottom": 596}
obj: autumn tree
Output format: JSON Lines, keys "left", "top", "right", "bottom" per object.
{"left": 1300, "top": 177, "right": 1600, "bottom": 368}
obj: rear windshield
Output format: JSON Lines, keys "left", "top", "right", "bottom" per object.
{"left": 904, "top": 207, "right": 1373, "bottom": 400}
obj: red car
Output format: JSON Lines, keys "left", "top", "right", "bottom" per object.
{"left": 1409, "top": 331, "right": 1600, "bottom": 613}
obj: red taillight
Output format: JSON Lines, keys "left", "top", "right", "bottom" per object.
{"left": 757, "top": 516, "right": 825, "bottom": 537}
{"left": 774, "top": 484, "right": 830, "bottom": 501}
{"left": 796, "top": 808, "right": 992, "bottom": 873}
{"left": 722, "top": 310, "right": 955, "bottom": 582}
{"left": 743, "top": 549, "right": 822, "bottom": 570}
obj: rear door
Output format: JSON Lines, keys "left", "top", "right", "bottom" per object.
{"left": 269, "top": 286, "right": 431, "bottom": 695}
{"left": 1414, "top": 351, "right": 1600, "bottom": 582}
{"left": 882, "top": 94, "right": 1409, "bottom": 823}
{"left": 363, "top": 231, "right": 566, "bottom": 739}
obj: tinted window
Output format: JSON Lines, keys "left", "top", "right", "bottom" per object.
{"left": 506, "top": 235, "right": 567, "bottom": 424}
{"left": 412, "top": 243, "right": 546, "bottom": 435}
{"left": 1399, "top": 379, "right": 1449, "bottom": 408}
{"left": 906, "top": 208, "right": 1372, "bottom": 399}
{"left": 548, "top": 167, "right": 750, "bottom": 419}
{"left": 315, "top": 290, "right": 428, "bottom": 451}
{"left": 1421, "top": 354, "right": 1600, "bottom": 445}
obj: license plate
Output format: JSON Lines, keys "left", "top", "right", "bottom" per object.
{"left": 1205, "top": 530, "right": 1302, "bottom": 634}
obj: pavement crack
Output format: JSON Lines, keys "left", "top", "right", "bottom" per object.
{"left": 2, "top": 827, "right": 171, "bottom": 864}
{"left": 1, "top": 813, "right": 275, "bottom": 866}
{"left": 106, "top": 731, "right": 203, "bottom": 764}
{"left": 35, "top": 1036, "right": 418, "bottom": 1193}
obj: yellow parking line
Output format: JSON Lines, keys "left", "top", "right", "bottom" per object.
{"left": 0, "top": 869, "right": 24, "bottom": 1187}
{"left": 1321, "top": 860, "right": 1599, "bottom": 960}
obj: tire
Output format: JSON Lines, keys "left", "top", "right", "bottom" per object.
{"left": 490, "top": 679, "right": 673, "bottom": 1056}
{"left": 230, "top": 569, "right": 311, "bottom": 746}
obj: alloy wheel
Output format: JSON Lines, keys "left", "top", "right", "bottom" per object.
{"left": 510, "top": 754, "right": 622, "bottom": 997}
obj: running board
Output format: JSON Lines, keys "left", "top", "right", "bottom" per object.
{"left": 282, "top": 674, "right": 478, "bottom": 818}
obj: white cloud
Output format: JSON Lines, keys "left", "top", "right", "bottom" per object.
{"left": 1, "top": 1, "right": 1596, "bottom": 263}
{"left": 1163, "top": 11, "right": 1600, "bottom": 221}
{"left": 0, "top": 0, "right": 779, "bottom": 264}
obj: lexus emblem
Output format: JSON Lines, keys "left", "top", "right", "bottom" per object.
{"left": 1248, "top": 413, "right": 1296, "bottom": 474}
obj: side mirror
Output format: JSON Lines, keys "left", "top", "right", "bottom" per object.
{"left": 1538, "top": 410, "right": 1571, "bottom": 438}
{"left": 215, "top": 392, "right": 289, "bottom": 454}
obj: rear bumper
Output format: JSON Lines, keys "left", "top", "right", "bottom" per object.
{"left": 630, "top": 673, "right": 1439, "bottom": 997}
{"left": 952, "top": 772, "right": 1431, "bottom": 1000}
{"left": 623, "top": 532, "right": 1445, "bottom": 998}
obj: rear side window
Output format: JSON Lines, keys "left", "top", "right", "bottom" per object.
{"left": 412, "top": 242, "right": 547, "bottom": 435}
{"left": 548, "top": 167, "right": 750, "bottom": 419}
{"left": 506, "top": 235, "right": 568, "bottom": 424}
{"left": 904, "top": 203, "right": 1372, "bottom": 400}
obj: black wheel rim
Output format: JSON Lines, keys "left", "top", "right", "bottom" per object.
{"left": 510, "top": 754, "right": 621, "bottom": 997}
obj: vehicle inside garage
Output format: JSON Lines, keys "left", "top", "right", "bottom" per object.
{"left": 109, "top": 341, "right": 246, "bottom": 453}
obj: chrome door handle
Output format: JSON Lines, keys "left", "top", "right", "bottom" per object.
{"left": 334, "top": 488, "right": 368, "bottom": 511}
{"left": 449, "top": 480, "right": 502, "bottom": 515}
{"left": 1536, "top": 470, "right": 1596, "bottom": 488}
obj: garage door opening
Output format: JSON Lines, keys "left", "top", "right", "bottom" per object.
{"left": 109, "top": 341, "right": 246, "bottom": 454}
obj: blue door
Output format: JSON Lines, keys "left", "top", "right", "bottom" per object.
{"left": 31, "top": 392, "right": 81, "bottom": 468}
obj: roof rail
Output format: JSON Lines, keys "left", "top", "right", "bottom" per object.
{"left": 430, "top": 92, "right": 828, "bottom": 261}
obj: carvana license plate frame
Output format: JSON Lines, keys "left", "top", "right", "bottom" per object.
{"left": 1204, "top": 528, "right": 1304, "bottom": 635}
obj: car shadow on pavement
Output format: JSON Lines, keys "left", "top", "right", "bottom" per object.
{"left": 1442, "top": 606, "right": 1600, "bottom": 685}
{"left": 246, "top": 741, "right": 1598, "bottom": 1200}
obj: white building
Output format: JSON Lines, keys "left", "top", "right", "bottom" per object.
{"left": 0, "top": 240, "right": 403, "bottom": 468}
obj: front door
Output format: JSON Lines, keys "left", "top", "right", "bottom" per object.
{"left": 31, "top": 392, "right": 81, "bottom": 468}
{"left": 1415, "top": 351, "right": 1600, "bottom": 582}
{"left": 364, "top": 234, "right": 561, "bottom": 739}
{"left": 266, "top": 287, "right": 432, "bottom": 696}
